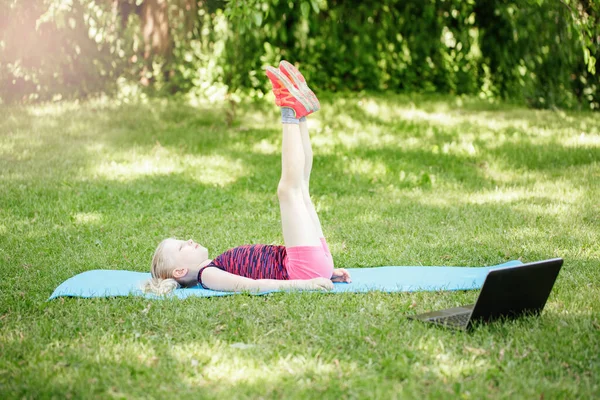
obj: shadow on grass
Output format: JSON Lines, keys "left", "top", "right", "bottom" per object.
{"left": 1, "top": 96, "right": 599, "bottom": 400}
{"left": 1, "top": 96, "right": 598, "bottom": 300}
{"left": 491, "top": 140, "right": 600, "bottom": 171}
{"left": 1, "top": 304, "right": 596, "bottom": 398}
{"left": 1, "top": 168, "right": 595, "bottom": 312}
{"left": 3, "top": 97, "right": 597, "bottom": 192}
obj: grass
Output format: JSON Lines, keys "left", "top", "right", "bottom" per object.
{"left": 0, "top": 92, "right": 599, "bottom": 399}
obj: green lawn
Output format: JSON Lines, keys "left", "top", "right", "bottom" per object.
{"left": 1, "top": 93, "right": 599, "bottom": 399}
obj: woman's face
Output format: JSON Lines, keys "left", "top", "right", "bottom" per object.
{"left": 162, "top": 238, "right": 209, "bottom": 270}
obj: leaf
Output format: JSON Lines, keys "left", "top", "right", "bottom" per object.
{"left": 300, "top": 2, "right": 310, "bottom": 18}
{"left": 588, "top": 55, "right": 596, "bottom": 75}
{"left": 253, "top": 11, "right": 263, "bottom": 27}
{"left": 310, "top": 0, "right": 320, "bottom": 13}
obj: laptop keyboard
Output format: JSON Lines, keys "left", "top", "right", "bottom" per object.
{"left": 428, "top": 312, "right": 471, "bottom": 326}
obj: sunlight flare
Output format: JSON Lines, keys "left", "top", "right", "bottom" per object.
{"left": 416, "top": 338, "right": 490, "bottom": 380}
{"left": 92, "top": 146, "right": 246, "bottom": 186}
{"left": 168, "top": 341, "right": 348, "bottom": 388}
{"left": 73, "top": 212, "right": 102, "bottom": 225}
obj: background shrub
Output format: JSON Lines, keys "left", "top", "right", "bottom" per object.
{"left": 1, "top": 0, "right": 598, "bottom": 109}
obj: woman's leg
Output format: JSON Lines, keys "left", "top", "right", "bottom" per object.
{"left": 279, "top": 125, "right": 333, "bottom": 280}
{"left": 265, "top": 63, "right": 330, "bottom": 278}
{"left": 299, "top": 118, "right": 346, "bottom": 280}
{"left": 271, "top": 61, "right": 344, "bottom": 280}
{"left": 298, "top": 119, "right": 325, "bottom": 239}
{"left": 278, "top": 123, "right": 322, "bottom": 248}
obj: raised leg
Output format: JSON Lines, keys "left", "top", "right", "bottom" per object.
{"left": 298, "top": 119, "right": 325, "bottom": 239}
{"left": 278, "top": 123, "right": 322, "bottom": 248}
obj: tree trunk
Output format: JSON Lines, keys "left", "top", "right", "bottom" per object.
{"left": 141, "top": 0, "right": 173, "bottom": 61}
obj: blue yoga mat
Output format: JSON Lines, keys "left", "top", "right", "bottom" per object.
{"left": 48, "top": 260, "right": 523, "bottom": 300}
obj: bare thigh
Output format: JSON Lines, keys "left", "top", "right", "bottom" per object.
{"left": 278, "top": 124, "right": 321, "bottom": 248}
{"left": 278, "top": 187, "right": 321, "bottom": 248}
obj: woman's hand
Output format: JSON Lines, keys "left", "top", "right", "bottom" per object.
{"left": 305, "top": 277, "right": 334, "bottom": 291}
{"left": 331, "top": 268, "right": 352, "bottom": 283}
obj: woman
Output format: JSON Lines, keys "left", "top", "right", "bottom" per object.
{"left": 143, "top": 61, "right": 351, "bottom": 295}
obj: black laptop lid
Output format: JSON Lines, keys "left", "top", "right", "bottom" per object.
{"left": 469, "top": 258, "right": 563, "bottom": 324}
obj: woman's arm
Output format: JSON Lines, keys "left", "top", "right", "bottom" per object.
{"left": 201, "top": 267, "right": 333, "bottom": 292}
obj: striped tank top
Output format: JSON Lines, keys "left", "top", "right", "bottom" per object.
{"left": 197, "top": 244, "right": 289, "bottom": 288}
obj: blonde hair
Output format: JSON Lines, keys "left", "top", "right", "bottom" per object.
{"left": 141, "top": 239, "right": 180, "bottom": 295}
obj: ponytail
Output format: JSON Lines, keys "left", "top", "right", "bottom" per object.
{"left": 143, "top": 239, "right": 179, "bottom": 295}
{"left": 141, "top": 277, "right": 179, "bottom": 295}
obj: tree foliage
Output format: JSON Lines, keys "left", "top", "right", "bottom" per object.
{"left": 1, "top": 0, "right": 598, "bottom": 109}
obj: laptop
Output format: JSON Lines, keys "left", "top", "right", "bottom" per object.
{"left": 409, "top": 258, "right": 564, "bottom": 330}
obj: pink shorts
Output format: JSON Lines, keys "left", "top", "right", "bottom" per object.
{"left": 284, "top": 238, "right": 334, "bottom": 280}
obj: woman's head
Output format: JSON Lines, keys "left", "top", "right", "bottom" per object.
{"left": 142, "top": 238, "right": 209, "bottom": 294}
{"left": 153, "top": 238, "right": 209, "bottom": 278}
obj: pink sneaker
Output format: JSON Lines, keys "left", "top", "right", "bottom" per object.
{"left": 265, "top": 66, "right": 313, "bottom": 119}
{"left": 279, "top": 60, "right": 321, "bottom": 112}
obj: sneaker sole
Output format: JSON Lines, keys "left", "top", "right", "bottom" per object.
{"left": 266, "top": 66, "right": 313, "bottom": 116}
